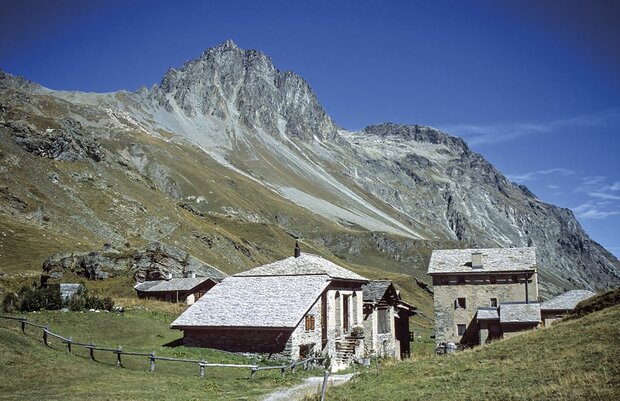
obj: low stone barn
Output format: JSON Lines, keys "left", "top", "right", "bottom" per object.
{"left": 540, "top": 289, "right": 596, "bottom": 326}
{"left": 362, "top": 280, "right": 416, "bottom": 359}
{"left": 171, "top": 250, "right": 369, "bottom": 368}
{"left": 134, "top": 271, "right": 225, "bottom": 305}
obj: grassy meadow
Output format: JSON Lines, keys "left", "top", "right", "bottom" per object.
{"left": 0, "top": 307, "right": 322, "bottom": 401}
{"left": 313, "top": 302, "right": 620, "bottom": 401}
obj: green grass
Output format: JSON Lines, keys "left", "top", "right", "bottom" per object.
{"left": 313, "top": 304, "right": 620, "bottom": 401}
{"left": 0, "top": 309, "right": 322, "bottom": 400}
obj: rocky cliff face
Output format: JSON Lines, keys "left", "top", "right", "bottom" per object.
{"left": 0, "top": 40, "right": 618, "bottom": 296}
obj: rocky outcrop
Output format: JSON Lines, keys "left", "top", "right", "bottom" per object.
{"left": 42, "top": 242, "right": 226, "bottom": 282}
{"left": 4, "top": 117, "right": 105, "bottom": 162}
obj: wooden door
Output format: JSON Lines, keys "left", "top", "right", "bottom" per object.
{"left": 343, "top": 294, "right": 350, "bottom": 332}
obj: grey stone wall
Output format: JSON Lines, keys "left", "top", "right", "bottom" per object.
{"left": 433, "top": 273, "right": 539, "bottom": 344}
{"left": 182, "top": 328, "right": 294, "bottom": 354}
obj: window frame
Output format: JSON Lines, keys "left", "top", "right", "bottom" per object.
{"left": 490, "top": 298, "right": 498, "bottom": 307}
{"left": 457, "top": 324, "right": 467, "bottom": 336}
{"left": 455, "top": 297, "right": 466, "bottom": 309}
{"left": 305, "top": 315, "right": 316, "bottom": 331}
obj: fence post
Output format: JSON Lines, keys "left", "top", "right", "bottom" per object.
{"left": 281, "top": 367, "right": 286, "bottom": 378}
{"left": 199, "top": 360, "right": 206, "bottom": 378}
{"left": 67, "top": 337, "right": 72, "bottom": 353}
{"left": 320, "top": 370, "right": 329, "bottom": 401}
{"left": 43, "top": 325, "right": 49, "bottom": 346}
{"left": 89, "top": 343, "right": 95, "bottom": 360}
{"left": 149, "top": 352, "right": 156, "bottom": 372}
{"left": 21, "top": 319, "right": 26, "bottom": 334}
{"left": 116, "top": 347, "right": 123, "bottom": 368}
{"left": 250, "top": 368, "right": 257, "bottom": 380}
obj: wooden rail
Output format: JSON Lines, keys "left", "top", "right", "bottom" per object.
{"left": 0, "top": 315, "right": 324, "bottom": 379}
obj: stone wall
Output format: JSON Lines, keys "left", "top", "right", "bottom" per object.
{"left": 182, "top": 328, "right": 294, "bottom": 354}
{"left": 288, "top": 297, "right": 322, "bottom": 360}
{"left": 433, "top": 272, "right": 539, "bottom": 344}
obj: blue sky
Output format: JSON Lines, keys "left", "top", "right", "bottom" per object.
{"left": 2, "top": 0, "right": 619, "bottom": 257}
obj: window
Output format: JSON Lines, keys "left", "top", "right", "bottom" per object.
{"left": 457, "top": 276, "right": 465, "bottom": 284}
{"left": 440, "top": 276, "right": 449, "bottom": 285}
{"left": 490, "top": 298, "right": 498, "bottom": 307}
{"left": 457, "top": 324, "right": 466, "bottom": 336}
{"left": 455, "top": 297, "right": 466, "bottom": 309}
{"left": 490, "top": 275, "right": 497, "bottom": 284}
{"left": 305, "top": 315, "right": 315, "bottom": 331}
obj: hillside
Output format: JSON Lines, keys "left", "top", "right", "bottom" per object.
{"left": 0, "top": 40, "right": 619, "bottom": 298}
{"left": 320, "top": 300, "right": 620, "bottom": 401}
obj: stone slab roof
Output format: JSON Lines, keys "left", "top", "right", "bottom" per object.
{"left": 499, "top": 302, "right": 541, "bottom": 323}
{"left": 171, "top": 275, "right": 331, "bottom": 328}
{"left": 541, "top": 290, "right": 596, "bottom": 311}
{"left": 60, "top": 283, "right": 83, "bottom": 300}
{"left": 235, "top": 253, "right": 368, "bottom": 282}
{"left": 134, "top": 277, "right": 212, "bottom": 292}
{"left": 362, "top": 280, "right": 393, "bottom": 302}
{"left": 427, "top": 247, "right": 536, "bottom": 274}
{"left": 477, "top": 307, "right": 500, "bottom": 320}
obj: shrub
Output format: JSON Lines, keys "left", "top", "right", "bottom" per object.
{"left": 2, "top": 293, "right": 18, "bottom": 313}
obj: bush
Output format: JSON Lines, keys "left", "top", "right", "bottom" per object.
{"left": 65, "top": 287, "right": 114, "bottom": 311}
{"left": 2, "top": 293, "right": 18, "bottom": 313}
{"left": 15, "top": 285, "right": 62, "bottom": 312}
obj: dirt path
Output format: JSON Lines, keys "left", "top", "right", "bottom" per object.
{"left": 261, "top": 373, "right": 354, "bottom": 401}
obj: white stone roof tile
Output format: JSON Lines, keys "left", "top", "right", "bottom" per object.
{"left": 135, "top": 277, "right": 212, "bottom": 292}
{"left": 477, "top": 307, "right": 499, "bottom": 320}
{"left": 171, "top": 275, "right": 331, "bottom": 328}
{"left": 235, "top": 253, "right": 368, "bottom": 281}
{"left": 540, "top": 290, "right": 596, "bottom": 311}
{"left": 428, "top": 247, "right": 536, "bottom": 274}
{"left": 499, "top": 302, "right": 541, "bottom": 323}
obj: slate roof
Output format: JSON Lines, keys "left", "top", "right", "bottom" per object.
{"left": 171, "top": 275, "right": 331, "bottom": 328}
{"left": 499, "top": 302, "right": 541, "bottom": 323}
{"left": 60, "top": 283, "right": 83, "bottom": 300}
{"left": 362, "top": 280, "right": 393, "bottom": 302}
{"left": 541, "top": 290, "right": 596, "bottom": 311}
{"left": 134, "top": 277, "right": 213, "bottom": 293}
{"left": 427, "top": 247, "right": 536, "bottom": 274}
{"left": 235, "top": 253, "right": 368, "bottom": 282}
{"left": 477, "top": 307, "right": 500, "bottom": 320}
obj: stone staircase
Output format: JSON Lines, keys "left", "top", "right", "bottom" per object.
{"left": 334, "top": 336, "right": 357, "bottom": 366}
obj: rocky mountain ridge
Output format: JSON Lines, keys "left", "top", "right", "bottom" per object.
{"left": 0, "top": 40, "right": 618, "bottom": 296}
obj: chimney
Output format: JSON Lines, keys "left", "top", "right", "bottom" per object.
{"left": 166, "top": 272, "right": 173, "bottom": 280}
{"left": 190, "top": 271, "right": 196, "bottom": 279}
{"left": 294, "top": 241, "right": 301, "bottom": 258}
{"left": 471, "top": 252, "right": 483, "bottom": 268}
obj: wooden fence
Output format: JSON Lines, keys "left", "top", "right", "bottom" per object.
{"left": 0, "top": 315, "right": 324, "bottom": 379}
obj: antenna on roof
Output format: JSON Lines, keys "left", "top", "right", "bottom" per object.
{"left": 294, "top": 241, "right": 301, "bottom": 258}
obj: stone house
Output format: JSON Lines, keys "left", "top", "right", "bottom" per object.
{"left": 428, "top": 247, "right": 540, "bottom": 346}
{"left": 362, "top": 280, "right": 416, "bottom": 359}
{"left": 134, "top": 270, "right": 226, "bottom": 305}
{"left": 540, "top": 289, "right": 596, "bottom": 326}
{"left": 171, "top": 249, "right": 369, "bottom": 370}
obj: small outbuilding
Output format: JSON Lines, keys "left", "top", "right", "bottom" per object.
{"left": 540, "top": 289, "right": 596, "bottom": 326}
{"left": 362, "top": 280, "right": 416, "bottom": 359}
{"left": 134, "top": 272, "right": 224, "bottom": 305}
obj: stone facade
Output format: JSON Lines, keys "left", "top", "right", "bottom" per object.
{"left": 429, "top": 248, "right": 539, "bottom": 346}
{"left": 432, "top": 273, "right": 539, "bottom": 344}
